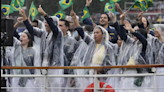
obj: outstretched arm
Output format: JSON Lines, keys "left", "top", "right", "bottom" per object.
{"left": 119, "top": 13, "right": 127, "bottom": 41}
{"left": 38, "top": 5, "right": 59, "bottom": 37}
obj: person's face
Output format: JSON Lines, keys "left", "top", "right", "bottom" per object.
{"left": 31, "top": 22, "right": 38, "bottom": 27}
{"left": 117, "top": 36, "right": 122, "bottom": 47}
{"left": 67, "top": 19, "right": 75, "bottom": 30}
{"left": 58, "top": 21, "right": 69, "bottom": 33}
{"left": 142, "top": 17, "right": 147, "bottom": 28}
{"left": 20, "top": 33, "right": 29, "bottom": 46}
{"left": 154, "top": 27, "right": 162, "bottom": 38}
{"left": 99, "top": 14, "right": 110, "bottom": 26}
{"left": 45, "top": 22, "right": 51, "bottom": 32}
{"left": 94, "top": 28, "right": 103, "bottom": 43}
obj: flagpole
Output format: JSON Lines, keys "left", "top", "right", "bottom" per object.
{"left": 72, "top": 5, "right": 73, "bottom": 10}
{"left": 7, "top": 8, "right": 10, "bottom": 17}
{"left": 125, "top": 8, "right": 131, "bottom": 14}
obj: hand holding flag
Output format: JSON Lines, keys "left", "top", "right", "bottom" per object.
{"left": 19, "top": 8, "right": 27, "bottom": 21}
{"left": 137, "top": 11, "right": 144, "bottom": 24}
{"left": 70, "top": 5, "right": 76, "bottom": 19}
{"left": 120, "top": 12, "right": 126, "bottom": 25}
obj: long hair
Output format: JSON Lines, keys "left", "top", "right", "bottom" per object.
{"left": 23, "top": 31, "right": 33, "bottom": 47}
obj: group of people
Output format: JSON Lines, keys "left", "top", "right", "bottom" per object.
{"left": 1, "top": 0, "right": 164, "bottom": 92}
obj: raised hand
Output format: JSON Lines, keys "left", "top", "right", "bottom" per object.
{"left": 120, "top": 13, "right": 126, "bottom": 20}
{"left": 123, "top": 20, "right": 135, "bottom": 33}
{"left": 109, "top": 11, "right": 116, "bottom": 23}
{"left": 86, "top": 0, "right": 92, "bottom": 7}
{"left": 137, "top": 11, "right": 144, "bottom": 24}
{"left": 17, "top": 17, "right": 23, "bottom": 23}
{"left": 70, "top": 9, "right": 77, "bottom": 19}
{"left": 115, "top": 3, "right": 123, "bottom": 14}
{"left": 38, "top": 5, "right": 46, "bottom": 16}
{"left": 120, "top": 12, "right": 126, "bottom": 25}
{"left": 19, "top": 8, "right": 27, "bottom": 21}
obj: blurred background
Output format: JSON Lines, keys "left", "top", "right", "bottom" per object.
{"left": 1, "top": 0, "right": 164, "bottom": 31}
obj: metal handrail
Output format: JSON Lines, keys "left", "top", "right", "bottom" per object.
{"left": 1, "top": 64, "right": 164, "bottom": 69}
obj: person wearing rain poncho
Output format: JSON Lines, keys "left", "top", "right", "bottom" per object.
{"left": 19, "top": 6, "right": 64, "bottom": 92}
{"left": 137, "top": 12, "right": 161, "bottom": 65}
{"left": 74, "top": 25, "right": 116, "bottom": 91}
{"left": 154, "top": 25, "right": 164, "bottom": 92}
{"left": 113, "top": 12, "right": 152, "bottom": 92}
{"left": 5, "top": 28, "right": 37, "bottom": 92}
{"left": 57, "top": 19, "right": 77, "bottom": 92}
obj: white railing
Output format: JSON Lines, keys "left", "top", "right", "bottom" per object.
{"left": 1, "top": 65, "right": 164, "bottom": 92}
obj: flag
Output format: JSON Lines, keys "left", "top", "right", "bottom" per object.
{"left": 110, "top": 0, "right": 121, "bottom": 4}
{"left": 135, "top": 0, "right": 148, "bottom": 8}
{"left": 100, "top": 0, "right": 104, "bottom": 2}
{"left": 59, "top": 0, "right": 73, "bottom": 10}
{"left": 53, "top": 10, "right": 65, "bottom": 19}
{"left": 10, "top": 0, "right": 25, "bottom": 11}
{"left": 130, "top": 1, "right": 147, "bottom": 11}
{"left": 104, "top": 3, "right": 115, "bottom": 14}
{"left": 81, "top": 6, "right": 90, "bottom": 22}
{"left": 1, "top": 4, "right": 13, "bottom": 15}
{"left": 29, "top": 1, "right": 38, "bottom": 21}
{"left": 148, "top": 0, "right": 153, "bottom": 7}
{"left": 14, "top": 0, "right": 25, "bottom": 7}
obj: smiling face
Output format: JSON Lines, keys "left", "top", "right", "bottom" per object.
{"left": 94, "top": 28, "right": 103, "bottom": 43}
{"left": 154, "top": 26, "right": 162, "bottom": 38}
{"left": 99, "top": 14, "right": 110, "bottom": 26}
{"left": 142, "top": 17, "right": 147, "bottom": 28}
{"left": 20, "top": 33, "right": 30, "bottom": 46}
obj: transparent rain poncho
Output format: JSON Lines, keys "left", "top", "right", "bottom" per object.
{"left": 7, "top": 37, "right": 38, "bottom": 92}
{"left": 154, "top": 25, "right": 164, "bottom": 92}
{"left": 29, "top": 16, "right": 64, "bottom": 92}
{"left": 116, "top": 35, "right": 147, "bottom": 92}
{"left": 71, "top": 25, "right": 116, "bottom": 92}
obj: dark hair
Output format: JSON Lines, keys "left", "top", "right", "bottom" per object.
{"left": 84, "top": 25, "right": 93, "bottom": 32}
{"left": 132, "top": 22, "right": 138, "bottom": 28}
{"left": 101, "top": 13, "right": 110, "bottom": 21}
{"left": 138, "top": 28, "right": 147, "bottom": 38}
{"left": 32, "top": 19, "right": 38, "bottom": 26}
{"left": 23, "top": 31, "right": 33, "bottom": 47}
{"left": 59, "top": 19, "right": 70, "bottom": 28}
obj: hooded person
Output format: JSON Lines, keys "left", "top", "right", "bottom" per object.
{"left": 114, "top": 12, "right": 154, "bottom": 92}
{"left": 19, "top": 7, "right": 64, "bottom": 92}
{"left": 154, "top": 25, "right": 164, "bottom": 92}
{"left": 74, "top": 25, "right": 116, "bottom": 92}
{"left": 6, "top": 30, "right": 38, "bottom": 92}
